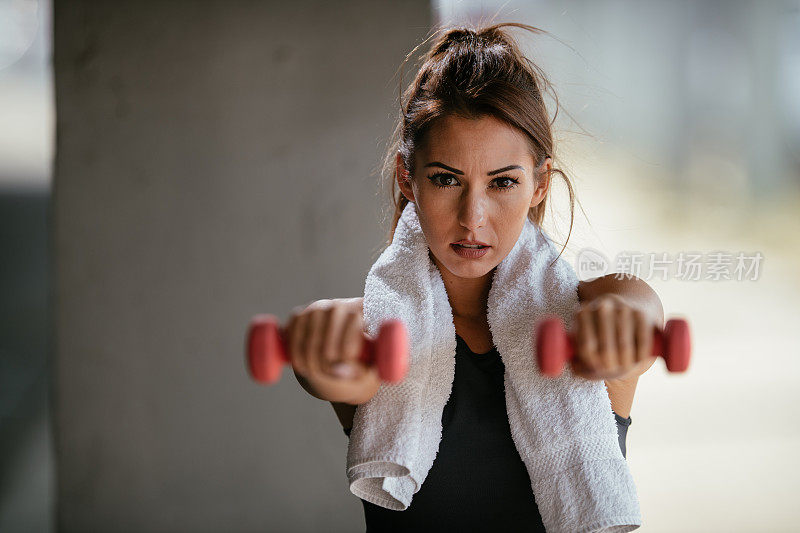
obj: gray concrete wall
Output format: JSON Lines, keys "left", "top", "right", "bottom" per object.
{"left": 53, "top": 2, "right": 431, "bottom": 531}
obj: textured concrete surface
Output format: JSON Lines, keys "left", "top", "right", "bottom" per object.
{"left": 53, "top": 2, "right": 431, "bottom": 531}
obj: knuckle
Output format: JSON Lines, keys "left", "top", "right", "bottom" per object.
{"left": 307, "top": 298, "right": 332, "bottom": 311}
{"left": 349, "top": 308, "right": 364, "bottom": 324}
{"left": 578, "top": 309, "right": 593, "bottom": 324}
{"left": 286, "top": 308, "right": 302, "bottom": 329}
{"left": 597, "top": 298, "right": 614, "bottom": 312}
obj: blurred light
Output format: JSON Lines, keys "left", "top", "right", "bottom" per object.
{"left": 0, "top": 0, "right": 39, "bottom": 72}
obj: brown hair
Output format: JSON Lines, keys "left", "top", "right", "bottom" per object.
{"left": 381, "top": 22, "right": 578, "bottom": 260}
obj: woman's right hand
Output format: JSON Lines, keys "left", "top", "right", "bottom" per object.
{"left": 284, "top": 297, "right": 379, "bottom": 404}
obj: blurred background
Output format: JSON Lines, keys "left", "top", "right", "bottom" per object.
{"left": 1, "top": 0, "right": 798, "bottom": 531}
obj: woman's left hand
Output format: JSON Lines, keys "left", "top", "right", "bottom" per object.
{"left": 570, "top": 293, "right": 659, "bottom": 381}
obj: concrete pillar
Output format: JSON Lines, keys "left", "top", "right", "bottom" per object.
{"left": 53, "top": 2, "right": 431, "bottom": 531}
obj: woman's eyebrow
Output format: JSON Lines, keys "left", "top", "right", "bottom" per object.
{"left": 423, "top": 162, "right": 525, "bottom": 175}
{"left": 487, "top": 165, "right": 524, "bottom": 175}
{"left": 424, "top": 162, "right": 464, "bottom": 174}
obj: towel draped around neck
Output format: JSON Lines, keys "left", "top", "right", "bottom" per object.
{"left": 346, "top": 202, "right": 641, "bottom": 532}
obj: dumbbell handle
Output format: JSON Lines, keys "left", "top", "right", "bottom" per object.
{"left": 535, "top": 316, "right": 691, "bottom": 377}
{"left": 246, "top": 314, "right": 408, "bottom": 384}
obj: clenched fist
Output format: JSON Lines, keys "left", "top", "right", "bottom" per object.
{"left": 284, "top": 297, "right": 379, "bottom": 405}
{"left": 569, "top": 294, "right": 659, "bottom": 381}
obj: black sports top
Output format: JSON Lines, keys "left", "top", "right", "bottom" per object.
{"left": 343, "top": 333, "right": 632, "bottom": 532}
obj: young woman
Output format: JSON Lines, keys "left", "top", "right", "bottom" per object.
{"left": 285, "top": 23, "right": 663, "bottom": 530}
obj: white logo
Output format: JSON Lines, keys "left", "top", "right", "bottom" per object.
{"left": 575, "top": 248, "right": 610, "bottom": 281}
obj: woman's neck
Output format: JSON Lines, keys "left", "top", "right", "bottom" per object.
{"left": 430, "top": 251, "right": 494, "bottom": 321}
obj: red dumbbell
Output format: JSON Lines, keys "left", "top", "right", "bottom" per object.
{"left": 246, "top": 314, "right": 409, "bottom": 384}
{"left": 535, "top": 316, "right": 691, "bottom": 377}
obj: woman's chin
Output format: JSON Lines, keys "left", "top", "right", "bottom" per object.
{"left": 443, "top": 259, "right": 496, "bottom": 279}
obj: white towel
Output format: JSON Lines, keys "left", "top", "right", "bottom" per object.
{"left": 346, "top": 201, "right": 642, "bottom": 532}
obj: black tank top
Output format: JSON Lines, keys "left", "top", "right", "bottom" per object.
{"left": 344, "top": 333, "right": 632, "bottom": 532}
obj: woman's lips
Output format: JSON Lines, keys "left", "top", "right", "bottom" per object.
{"left": 451, "top": 243, "right": 490, "bottom": 259}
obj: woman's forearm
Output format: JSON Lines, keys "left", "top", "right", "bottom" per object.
{"left": 293, "top": 368, "right": 380, "bottom": 405}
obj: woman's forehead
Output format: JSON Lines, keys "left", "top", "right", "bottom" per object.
{"left": 419, "top": 115, "right": 533, "bottom": 169}
{"left": 424, "top": 114, "right": 529, "bottom": 147}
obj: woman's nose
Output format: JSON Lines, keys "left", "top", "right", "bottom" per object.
{"left": 458, "top": 193, "right": 486, "bottom": 231}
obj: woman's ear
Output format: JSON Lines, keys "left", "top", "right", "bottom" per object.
{"left": 396, "top": 152, "right": 416, "bottom": 203}
{"left": 529, "top": 156, "right": 552, "bottom": 208}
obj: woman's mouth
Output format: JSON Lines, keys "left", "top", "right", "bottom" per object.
{"left": 451, "top": 243, "right": 490, "bottom": 259}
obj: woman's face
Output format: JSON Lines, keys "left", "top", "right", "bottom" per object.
{"left": 397, "top": 114, "right": 550, "bottom": 281}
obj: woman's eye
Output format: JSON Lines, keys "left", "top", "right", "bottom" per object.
{"left": 428, "top": 173, "right": 458, "bottom": 188}
{"left": 426, "top": 173, "right": 520, "bottom": 191}
{"left": 493, "top": 177, "right": 520, "bottom": 191}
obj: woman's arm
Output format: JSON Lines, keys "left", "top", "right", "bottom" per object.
{"left": 310, "top": 273, "right": 665, "bottom": 424}
{"left": 577, "top": 274, "right": 665, "bottom": 418}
